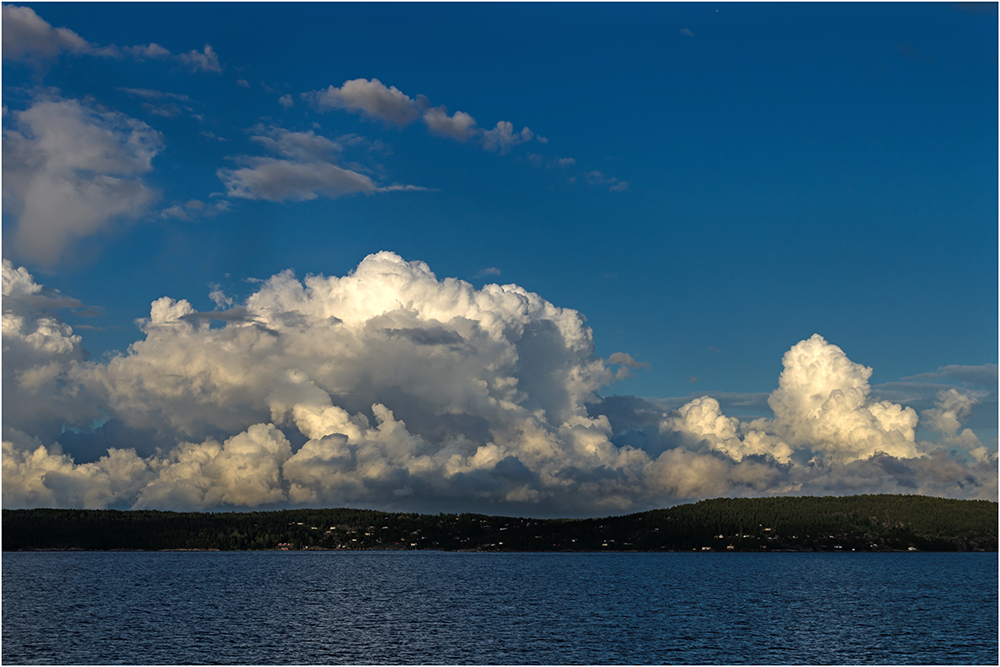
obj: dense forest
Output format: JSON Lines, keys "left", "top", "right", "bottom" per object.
{"left": 3, "top": 495, "right": 996, "bottom": 552}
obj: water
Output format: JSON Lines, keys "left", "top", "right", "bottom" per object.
{"left": 2, "top": 551, "right": 996, "bottom": 664}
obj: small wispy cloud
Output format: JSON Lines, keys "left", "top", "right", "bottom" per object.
{"left": 3, "top": 5, "right": 222, "bottom": 73}
{"left": 587, "top": 171, "right": 629, "bottom": 192}
{"left": 176, "top": 44, "right": 222, "bottom": 73}
{"left": 482, "top": 121, "right": 535, "bottom": 154}
{"left": 376, "top": 184, "right": 438, "bottom": 192}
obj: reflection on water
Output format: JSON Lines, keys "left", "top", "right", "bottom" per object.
{"left": 2, "top": 551, "right": 997, "bottom": 664}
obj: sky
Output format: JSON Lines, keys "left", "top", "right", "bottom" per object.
{"left": 2, "top": 2, "right": 997, "bottom": 516}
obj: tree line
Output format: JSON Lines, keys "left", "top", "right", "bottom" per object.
{"left": 3, "top": 494, "right": 996, "bottom": 552}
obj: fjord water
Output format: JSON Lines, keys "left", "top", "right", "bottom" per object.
{"left": 2, "top": 551, "right": 996, "bottom": 664}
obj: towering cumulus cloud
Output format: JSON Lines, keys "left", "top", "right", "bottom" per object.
{"left": 2, "top": 255, "right": 996, "bottom": 513}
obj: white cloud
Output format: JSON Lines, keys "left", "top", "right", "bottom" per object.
{"left": 135, "top": 424, "right": 292, "bottom": 509}
{"left": 158, "top": 199, "right": 226, "bottom": 222}
{"left": 423, "top": 106, "right": 478, "bottom": 141}
{"left": 2, "top": 263, "right": 995, "bottom": 512}
{"left": 304, "top": 77, "right": 549, "bottom": 159}
{"left": 2, "top": 439, "right": 153, "bottom": 509}
{"left": 307, "top": 78, "right": 420, "bottom": 126}
{"left": 2, "top": 95, "right": 163, "bottom": 267}
{"left": 2, "top": 5, "right": 222, "bottom": 74}
{"left": 217, "top": 126, "right": 434, "bottom": 202}
{"left": 2, "top": 261, "right": 99, "bottom": 443}
{"left": 2, "top": 4, "right": 97, "bottom": 61}
{"left": 606, "top": 352, "right": 649, "bottom": 380}
{"left": 209, "top": 285, "right": 234, "bottom": 309}
{"left": 124, "top": 42, "right": 222, "bottom": 73}
{"left": 664, "top": 396, "right": 794, "bottom": 464}
{"left": 159, "top": 205, "right": 191, "bottom": 221}
{"left": 661, "top": 335, "right": 926, "bottom": 465}
{"left": 278, "top": 94, "right": 295, "bottom": 109}
{"left": 217, "top": 126, "right": 375, "bottom": 202}
{"left": 765, "top": 334, "right": 922, "bottom": 461}
{"left": 219, "top": 158, "right": 375, "bottom": 202}
{"left": 482, "top": 121, "right": 535, "bottom": 154}
{"left": 176, "top": 44, "right": 222, "bottom": 73}
{"left": 249, "top": 127, "right": 342, "bottom": 162}
{"left": 122, "top": 43, "right": 173, "bottom": 60}
{"left": 922, "top": 388, "right": 979, "bottom": 436}
{"left": 921, "top": 389, "right": 990, "bottom": 462}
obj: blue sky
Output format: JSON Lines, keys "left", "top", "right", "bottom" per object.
{"left": 2, "top": 3, "right": 997, "bottom": 514}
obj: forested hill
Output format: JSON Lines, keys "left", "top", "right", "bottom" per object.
{"left": 3, "top": 495, "right": 996, "bottom": 552}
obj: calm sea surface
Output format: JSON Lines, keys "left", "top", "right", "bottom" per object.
{"left": 2, "top": 551, "right": 996, "bottom": 664}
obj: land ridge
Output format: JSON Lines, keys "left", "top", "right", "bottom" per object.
{"left": 3, "top": 494, "right": 996, "bottom": 552}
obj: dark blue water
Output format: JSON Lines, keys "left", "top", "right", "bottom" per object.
{"left": 2, "top": 551, "right": 996, "bottom": 664}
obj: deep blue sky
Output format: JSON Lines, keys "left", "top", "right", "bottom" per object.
{"left": 3, "top": 2, "right": 998, "bottom": 514}
{"left": 4, "top": 1, "right": 997, "bottom": 399}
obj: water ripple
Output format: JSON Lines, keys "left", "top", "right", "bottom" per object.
{"left": 2, "top": 552, "right": 996, "bottom": 664}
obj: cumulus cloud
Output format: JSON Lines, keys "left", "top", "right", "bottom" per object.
{"left": 2, "top": 261, "right": 995, "bottom": 513}
{"left": 2, "top": 4, "right": 101, "bottom": 61}
{"left": 423, "top": 106, "right": 478, "bottom": 141}
{"left": 307, "top": 78, "right": 420, "bottom": 126}
{"left": 2, "top": 262, "right": 83, "bottom": 312}
{"left": 765, "top": 334, "right": 921, "bottom": 461}
{"left": 922, "top": 389, "right": 978, "bottom": 436}
{"left": 2, "top": 438, "right": 152, "bottom": 509}
{"left": 2, "top": 94, "right": 163, "bottom": 267}
{"left": 921, "top": 389, "right": 991, "bottom": 463}
{"left": 482, "top": 121, "right": 535, "bottom": 154}
{"left": 2, "top": 261, "right": 98, "bottom": 443}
